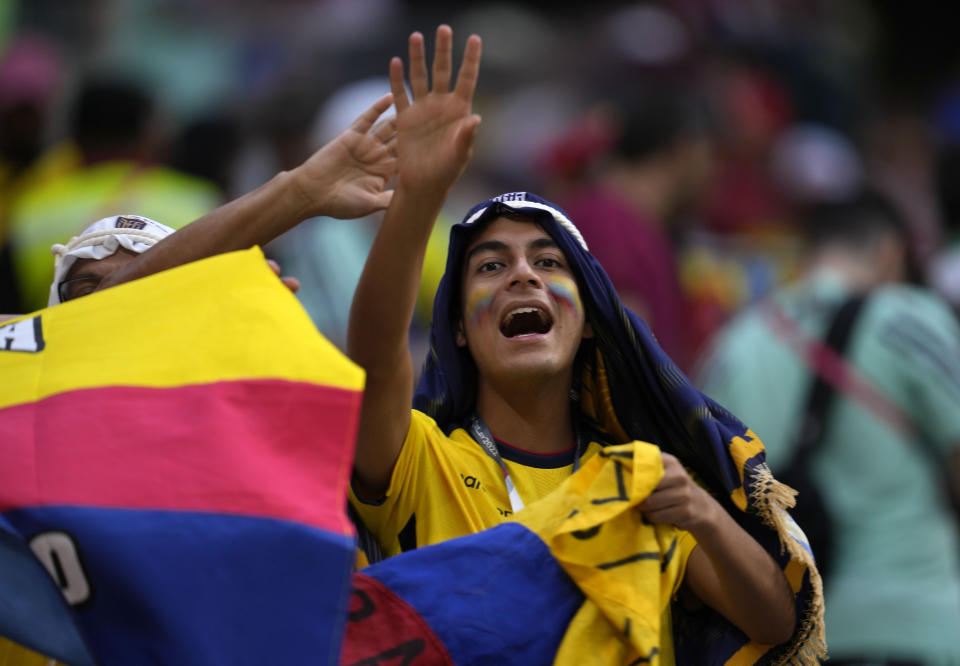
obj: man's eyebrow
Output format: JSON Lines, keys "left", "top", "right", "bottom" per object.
{"left": 465, "top": 240, "right": 509, "bottom": 263}
{"left": 528, "top": 237, "right": 558, "bottom": 251}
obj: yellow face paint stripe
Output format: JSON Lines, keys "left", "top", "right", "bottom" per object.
{"left": 546, "top": 275, "right": 583, "bottom": 319}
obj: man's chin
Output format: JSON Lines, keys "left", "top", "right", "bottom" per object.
{"left": 484, "top": 354, "right": 567, "bottom": 384}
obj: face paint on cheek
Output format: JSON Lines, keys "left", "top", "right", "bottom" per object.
{"left": 547, "top": 276, "right": 584, "bottom": 320}
{"left": 464, "top": 286, "right": 496, "bottom": 327}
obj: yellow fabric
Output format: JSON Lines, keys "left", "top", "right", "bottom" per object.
{"left": 354, "top": 548, "right": 370, "bottom": 571}
{"left": 727, "top": 429, "right": 766, "bottom": 512}
{"left": 0, "top": 142, "right": 80, "bottom": 245}
{"left": 350, "top": 410, "right": 607, "bottom": 552}
{"left": 579, "top": 350, "right": 631, "bottom": 443}
{"left": 350, "top": 413, "right": 697, "bottom": 664}
{"left": 511, "top": 442, "right": 694, "bottom": 666}
{"left": 0, "top": 635, "right": 58, "bottom": 665}
{"left": 0, "top": 247, "right": 364, "bottom": 412}
{"left": 7, "top": 159, "right": 221, "bottom": 311}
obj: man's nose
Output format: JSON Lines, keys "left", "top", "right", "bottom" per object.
{"left": 509, "top": 258, "right": 540, "bottom": 288}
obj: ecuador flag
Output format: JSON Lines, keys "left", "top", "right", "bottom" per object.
{"left": 0, "top": 248, "right": 363, "bottom": 665}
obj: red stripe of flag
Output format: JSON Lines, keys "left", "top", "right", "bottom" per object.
{"left": 0, "top": 379, "right": 360, "bottom": 535}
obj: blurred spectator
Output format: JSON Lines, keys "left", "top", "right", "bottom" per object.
{"left": 927, "top": 85, "right": 960, "bottom": 315}
{"left": 700, "top": 58, "right": 794, "bottom": 236}
{"left": 0, "top": 36, "right": 59, "bottom": 183}
{"left": 697, "top": 190, "right": 960, "bottom": 664}
{"left": 168, "top": 112, "right": 243, "bottom": 199}
{"left": 5, "top": 74, "right": 222, "bottom": 311}
{"left": 0, "top": 34, "right": 63, "bottom": 313}
{"left": 863, "top": 102, "right": 943, "bottom": 271}
{"left": 552, "top": 84, "right": 715, "bottom": 371}
{"left": 674, "top": 120, "right": 865, "bottom": 360}
{"left": 769, "top": 123, "right": 864, "bottom": 207}
{"left": 929, "top": 144, "right": 960, "bottom": 314}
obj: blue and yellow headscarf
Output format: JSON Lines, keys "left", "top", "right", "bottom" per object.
{"left": 413, "top": 192, "right": 825, "bottom": 665}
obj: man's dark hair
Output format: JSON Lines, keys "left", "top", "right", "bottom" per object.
{"left": 936, "top": 144, "right": 960, "bottom": 234}
{"left": 611, "top": 84, "right": 712, "bottom": 163}
{"left": 169, "top": 113, "right": 242, "bottom": 195}
{"left": 802, "top": 187, "right": 922, "bottom": 283}
{"left": 803, "top": 188, "right": 908, "bottom": 251}
{"left": 69, "top": 75, "right": 154, "bottom": 156}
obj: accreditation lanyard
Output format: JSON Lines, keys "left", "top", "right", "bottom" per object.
{"left": 466, "top": 413, "right": 581, "bottom": 514}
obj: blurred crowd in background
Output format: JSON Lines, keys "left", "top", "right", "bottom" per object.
{"left": 6, "top": 2, "right": 960, "bottom": 662}
{"left": 3, "top": 0, "right": 960, "bottom": 367}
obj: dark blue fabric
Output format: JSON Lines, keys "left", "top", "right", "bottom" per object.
{"left": 413, "top": 191, "right": 808, "bottom": 664}
{"left": 365, "top": 521, "right": 582, "bottom": 666}
{"left": 0, "top": 514, "right": 97, "bottom": 666}
{"left": 2, "top": 506, "right": 355, "bottom": 665}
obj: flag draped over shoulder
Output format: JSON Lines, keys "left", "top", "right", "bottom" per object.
{"left": 342, "top": 441, "right": 682, "bottom": 666}
{"left": 0, "top": 248, "right": 363, "bottom": 665}
{"left": 414, "top": 192, "right": 826, "bottom": 665}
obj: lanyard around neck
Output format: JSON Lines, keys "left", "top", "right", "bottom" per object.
{"left": 466, "top": 413, "right": 582, "bottom": 514}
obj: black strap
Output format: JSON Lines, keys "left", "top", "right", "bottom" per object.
{"left": 793, "top": 295, "right": 868, "bottom": 462}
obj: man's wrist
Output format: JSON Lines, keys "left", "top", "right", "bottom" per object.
{"left": 390, "top": 180, "right": 451, "bottom": 221}
{"left": 395, "top": 170, "right": 459, "bottom": 199}
{"left": 285, "top": 166, "right": 331, "bottom": 220}
{"left": 685, "top": 489, "right": 728, "bottom": 542}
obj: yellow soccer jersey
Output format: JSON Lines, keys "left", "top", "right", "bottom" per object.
{"left": 349, "top": 409, "right": 696, "bottom": 562}
{"left": 350, "top": 409, "right": 604, "bottom": 554}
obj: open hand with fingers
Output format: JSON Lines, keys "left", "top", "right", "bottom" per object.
{"left": 291, "top": 93, "right": 398, "bottom": 220}
{"left": 391, "top": 25, "right": 482, "bottom": 193}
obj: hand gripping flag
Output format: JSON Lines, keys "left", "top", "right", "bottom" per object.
{"left": 0, "top": 248, "right": 363, "bottom": 665}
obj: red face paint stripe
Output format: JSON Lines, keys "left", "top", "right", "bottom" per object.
{"left": 0, "top": 379, "right": 361, "bottom": 535}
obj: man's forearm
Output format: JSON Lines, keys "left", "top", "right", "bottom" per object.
{"left": 99, "top": 170, "right": 312, "bottom": 291}
{"left": 347, "top": 181, "right": 450, "bottom": 495}
{"left": 686, "top": 507, "right": 796, "bottom": 645}
{"left": 348, "top": 183, "right": 446, "bottom": 370}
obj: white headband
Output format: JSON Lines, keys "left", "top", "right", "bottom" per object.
{"left": 49, "top": 215, "right": 174, "bottom": 305}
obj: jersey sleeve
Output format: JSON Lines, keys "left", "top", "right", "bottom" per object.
{"left": 348, "top": 410, "right": 437, "bottom": 556}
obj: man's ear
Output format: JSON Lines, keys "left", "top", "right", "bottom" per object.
{"left": 582, "top": 320, "right": 594, "bottom": 340}
{"left": 456, "top": 319, "right": 467, "bottom": 347}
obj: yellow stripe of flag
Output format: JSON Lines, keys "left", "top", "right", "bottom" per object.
{"left": 0, "top": 248, "right": 363, "bottom": 411}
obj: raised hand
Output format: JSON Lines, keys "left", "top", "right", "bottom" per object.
{"left": 291, "top": 93, "right": 398, "bottom": 220}
{"left": 391, "top": 25, "right": 482, "bottom": 193}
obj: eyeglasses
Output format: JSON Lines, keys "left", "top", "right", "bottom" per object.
{"left": 58, "top": 275, "right": 104, "bottom": 303}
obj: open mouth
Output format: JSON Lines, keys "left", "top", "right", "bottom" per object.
{"left": 500, "top": 307, "right": 553, "bottom": 338}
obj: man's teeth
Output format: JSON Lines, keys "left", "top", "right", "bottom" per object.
{"left": 503, "top": 307, "right": 540, "bottom": 327}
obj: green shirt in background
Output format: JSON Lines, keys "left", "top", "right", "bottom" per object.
{"left": 698, "top": 270, "right": 960, "bottom": 664}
